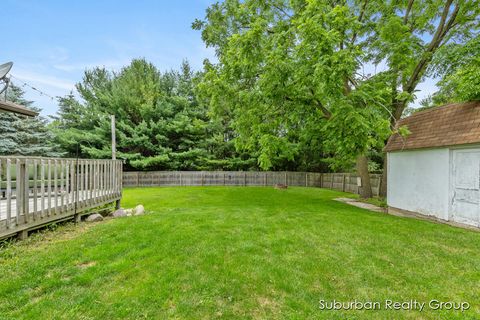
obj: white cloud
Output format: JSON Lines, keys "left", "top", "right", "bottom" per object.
{"left": 53, "top": 59, "right": 130, "bottom": 72}
{"left": 47, "top": 46, "right": 70, "bottom": 63}
{"left": 12, "top": 70, "right": 75, "bottom": 91}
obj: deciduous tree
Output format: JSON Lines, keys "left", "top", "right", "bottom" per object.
{"left": 194, "top": 0, "right": 391, "bottom": 197}
{"left": 195, "top": 0, "right": 479, "bottom": 198}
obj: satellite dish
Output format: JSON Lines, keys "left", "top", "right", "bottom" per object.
{"left": 0, "top": 62, "right": 13, "bottom": 95}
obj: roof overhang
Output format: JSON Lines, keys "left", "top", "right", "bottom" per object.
{"left": 385, "top": 101, "right": 480, "bottom": 152}
{"left": 0, "top": 100, "right": 38, "bottom": 117}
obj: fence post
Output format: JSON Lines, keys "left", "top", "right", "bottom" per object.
{"left": 305, "top": 172, "right": 308, "bottom": 187}
{"left": 342, "top": 174, "right": 346, "bottom": 192}
{"left": 375, "top": 174, "right": 381, "bottom": 197}
{"left": 244, "top": 171, "right": 247, "bottom": 186}
{"left": 264, "top": 172, "right": 267, "bottom": 186}
{"left": 285, "top": 171, "right": 288, "bottom": 185}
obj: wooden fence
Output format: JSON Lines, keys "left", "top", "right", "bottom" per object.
{"left": 0, "top": 156, "right": 123, "bottom": 239}
{"left": 123, "top": 171, "right": 381, "bottom": 195}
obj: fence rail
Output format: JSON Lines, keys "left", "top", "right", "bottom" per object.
{"left": 123, "top": 171, "right": 381, "bottom": 195}
{"left": 0, "top": 156, "right": 123, "bottom": 239}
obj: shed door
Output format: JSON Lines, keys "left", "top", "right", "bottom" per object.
{"left": 451, "top": 150, "right": 480, "bottom": 227}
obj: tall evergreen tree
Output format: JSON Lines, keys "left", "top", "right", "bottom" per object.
{"left": 52, "top": 59, "right": 252, "bottom": 170}
{"left": 0, "top": 84, "right": 61, "bottom": 157}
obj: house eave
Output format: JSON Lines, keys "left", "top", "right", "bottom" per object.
{"left": 386, "top": 142, "right": 480, "bottom": 153}
{"left": 0, "top": 100, "right": 38, "bottom": 117}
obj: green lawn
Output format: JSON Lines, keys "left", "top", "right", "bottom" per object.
{"left": 0, "top": 187, "right": 479, "bottom": 319}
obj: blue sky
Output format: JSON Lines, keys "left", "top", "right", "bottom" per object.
{"left": 2, "top": 0, "right": 436, "bottom": 116}
{"left": 1, "top": 0, "right": 216, "bottom": 115}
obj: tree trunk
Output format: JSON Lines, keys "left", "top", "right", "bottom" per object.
{"left": 356, "top": 154, "right": 372, "bottom": 199}
{"left": 379, "top": 155, "right": 388, "bottom": 198}
{"left": 380, "top": 99, "right": 406, "bottom": 198}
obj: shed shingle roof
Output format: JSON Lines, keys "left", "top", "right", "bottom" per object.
{"left": 385, "top": 101, "right": 480, "bottom": 152}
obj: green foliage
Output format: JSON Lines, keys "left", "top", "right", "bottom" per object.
{"left": 194, "top": 0, "right": 392, "bottom": 171}
{"left": 194, "top": 0, "right": 479, "bottom": 175}
{"left": 372, "top": 0, "right": 480, "bottom": 117}
{"left": 397, "top": 125, "right": 412, "bottom": 138}
{"left": 52, "top": 1, "right": 480, "bottom": 174}
{"left": 0, "top": 84, "right": 62, "bottom": 157}
{"left": 322, "top": 100, "right": 391, "bottom": 170}
{"left": 432, "top": 37, "right": 480, "bottom": 104}
{"left": 53, "top": 59, "right": 254, "bottom": 171}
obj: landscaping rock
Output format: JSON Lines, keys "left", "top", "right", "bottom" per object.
{"left": 112, "top": 209, "right": 127, "bottom": 218}
{"left": 134, "top": 204, "right": 145, "bottom": 215}
{"left": 86, "top": 213, "right": 104, "bottom": 222}
{"left": 125, "top": 209, "right": 133, "bottom": 216}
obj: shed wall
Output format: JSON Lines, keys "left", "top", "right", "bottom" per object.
{"left": 387, "top": 148, "right": 450, "bottom": 220}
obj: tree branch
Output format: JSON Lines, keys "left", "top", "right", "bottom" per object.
{"left": 271, "top": 2, "right": 292, "bottom": 19}
{"left": 403, "top": 0, "right": 415, "bottom": 24}
{"left": 284, "top": 93, "right": 331, "bottom": 119}
{"left": 350, "top": 0, "right": 368, "bottom": 45}
{"left": 403, "top": 0, "right": 457, "bottom": 94}
{"left": 440, "top": 4, "right": 460, "bottom": 39}
{"left": 314, "top": 100, "right": 332, "bottom": 119}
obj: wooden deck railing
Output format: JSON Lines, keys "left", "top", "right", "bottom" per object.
{"left": 0, "top": 156, "right": 123, "bottom": 239}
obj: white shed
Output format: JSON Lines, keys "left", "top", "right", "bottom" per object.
{"left": 385, "top": 101, "right": 480, "bottom": 228}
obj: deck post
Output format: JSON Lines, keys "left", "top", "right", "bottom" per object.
{"left": 17, "top": 229, "right": 28, "bottom": 240}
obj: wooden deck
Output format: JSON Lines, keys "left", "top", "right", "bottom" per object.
{"left": 0, "top": 157, "right": 122, "bottom": 239}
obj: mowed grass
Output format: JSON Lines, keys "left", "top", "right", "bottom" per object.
{"left": 0, "top": 187, "right": 479, "bottom": 319}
